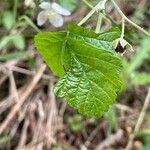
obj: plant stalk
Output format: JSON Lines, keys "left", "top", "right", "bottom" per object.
{"left": 78, "top": 0, "right": 107, "bottom": 26}
{"left": 110, "top": 0, "right": 150, "bottom": 36}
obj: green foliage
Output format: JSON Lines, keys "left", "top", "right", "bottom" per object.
{"left": 126, "top": 37, "right": 150, "bottom": 86}
{"left": 11, "top": 34, "right": 25, "bottom": 50}
{"left": 105, "top": 107, "right": 117, "bottom": 129}
{"left": 0, "top": 34, "right": 25, "bottom": 50}
{"left": 35, "top": 32, "right": 66, "bottom": 77}
{"left": 19, "top": 15, "right": 41, "bottom": 33}
{"left": 35, "top": 24, "right": 124, "bottom": 117}
{"left": 131, "top": 72, "right": 150, "bottom": 85}
{"left": 0, "top": 35, "right": 13, "bottom": 49}
{"left": 127, "top": 38, "right": 150, "bottom": 73}
{"left": 0, "top": 51, "right": 28, "bottom": 61}
{"left": 58, "top": 0, "right": 79, "bottom": 12}
{"left": 54, "top": 39, "right": 123, "bottom": 117}
{"left": 136, "top": 129, "right": 150, "bottom": 150}
{"left": 68, "top": 115, "right": 83, "bottom": 132}
{"left": 67, "top": 24, "right": 121, "bottom": 51}
{"left": 0, "top": 136, "right": 8, "bottom": 146}
{"left": 2, "top": 11, "right": 15, "bottom": 30}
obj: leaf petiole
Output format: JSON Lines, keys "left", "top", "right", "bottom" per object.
{"left": 95, "top": 12, "right": 103, "bottom": 33}
{"left": 120, "top": 18, "right": 125, "bottom": 39}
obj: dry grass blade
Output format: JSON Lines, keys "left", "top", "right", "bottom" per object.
{"left": 45, "top": 82, "right": 59, "bottom": 147}
{"left": 9, "top": 70, "right": 19, "bottom": 102}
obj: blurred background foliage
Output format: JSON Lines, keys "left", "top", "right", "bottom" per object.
{"left": 0, "top": 0, "right": 150, "bottom": 150}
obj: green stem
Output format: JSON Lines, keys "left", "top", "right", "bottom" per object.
{"left": 120, "top": 18, "right": 125, "bottom": 39}
{"left": 19, "top": 16, "right": 41, "bottom": 32}
{"left": 78, "top": 0, "right": 107, "bottom": 26}
{"left": 13, "top": 0, "right": 18, "bottom": 20}
{"left": 82, "top": 0, "right": 114, "bottom": 25}
{"left": 95, "top": 13, "right": 103, "bottom": 33}
{"left": 110, "top": 0, "right": 150, "bottom": 36}
{"left": 78, "top": 8, "right": 96, "bottom": 26}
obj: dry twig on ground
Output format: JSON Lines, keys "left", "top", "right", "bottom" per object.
{"left": 0, "top": 64, "right": 46, "bottom": 134}
{"left": 125, "top": 87, "right": 150, "bottom": 150}
{"left": 95, "top": 129, "right": 124, "bottom": 150}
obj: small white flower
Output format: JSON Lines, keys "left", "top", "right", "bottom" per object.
{"left": 37, "top": 1, "right": 71, "bottom": 27}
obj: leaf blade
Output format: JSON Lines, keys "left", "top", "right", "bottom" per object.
{"left": 34, "top": 24, "right": 124, "bottom": 117}
{"left": 67, "top": 24, "right": 121, "bottom": 50}
{"left": 54, "top": 38, "right": 123, "bottom": 117}
{"left": 34, "top": 32, "right": 66, "bottom": 77}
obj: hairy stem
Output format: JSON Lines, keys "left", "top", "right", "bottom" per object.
{"left": 95, "top": 13, "right": 103, "bottom": 33}
{"left": 78, "top": 0, "right": 107, "bottom": 26}
{"left": 110, "top": 0, "right": 150, "bottom": 36}
{"left": 120, "top": 18, "right": 125, "bottom": 39}
{"left": 19, "top": 16, "right": 41, "bottom": 32}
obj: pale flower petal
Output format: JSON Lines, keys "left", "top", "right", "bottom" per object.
{"left": 37, "top": 11, "right": 48, "bottom": 26}
{"left": 52, "top": 2, "right": 71, "bottom": 16}
{"left": 49, "top": 13, "right": 64, "bottom": 27}
{"left": 39, "top": 2, "right": 51, "bottom": 9}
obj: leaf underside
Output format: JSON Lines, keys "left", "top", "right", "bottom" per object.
{"left": 35, "top": 24, "right": 124, "bottom": 117}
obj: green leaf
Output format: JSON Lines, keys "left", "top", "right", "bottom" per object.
{"left": 35, "top": 24, "right": 124, "bottom": 117}
{"left": 54, "top": 38, "right": 123, "bottom": 117}
{"left": 2, "top": 11, "right": 15, "bottom": 30}
{"left": 12, "top": 34, "right": 25, "bottom": 50}
{"left": 34, "top": 32, "right": 66, "bottom": 77}
{"left": 67, "top": 23, "right": 98, "bottom": 38}
{"left": 0, "top": 51, "right": 28, "bottom": 61}
{"left": 67, "top": 24, "right": 120, "bottom": 40}
{"left": 131, "top": 72, "right": 150, "bottom": 85}
{"left": 0, "top": 34, "right": 25, "bottom": 50}
{"left": 0, "top": 35, "right": 13, "bottom": 49}
{"left": 67, "top": 24, "right": 121, "bottom": 50}
{"left": 136, "top": 129, "right": 150, "bottom": 150}
{"left": 58, "top": 0, "right": 79, "bottom": 12}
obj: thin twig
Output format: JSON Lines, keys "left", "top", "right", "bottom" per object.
{"left": 10, "top": 66, "right": 53, "bottom": 81}
{"left": 84, "top": 125, "right": 101, "bottom": 147}
{"left": 115, "top": 103, "right": 133, "bottom": 113}
{"left": 95, "top": 129, "right": 124, "bottom": 150}
{"left": 0, "top": 64, "right": 46, "bottom": 134}
{"left": 125, "top": 87, "right": 150, "bottom": 150}
{"left": 10, "top": 104, "right": 29, "bottom": 138}
{"left": 16, "top": 119, "right": 29, "bottom": 150}
{"left": 9, "top": 70, "right": 19, "bottom": 102}
{"left": 46, "top": 82, "right": 58, "bottom": 138}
